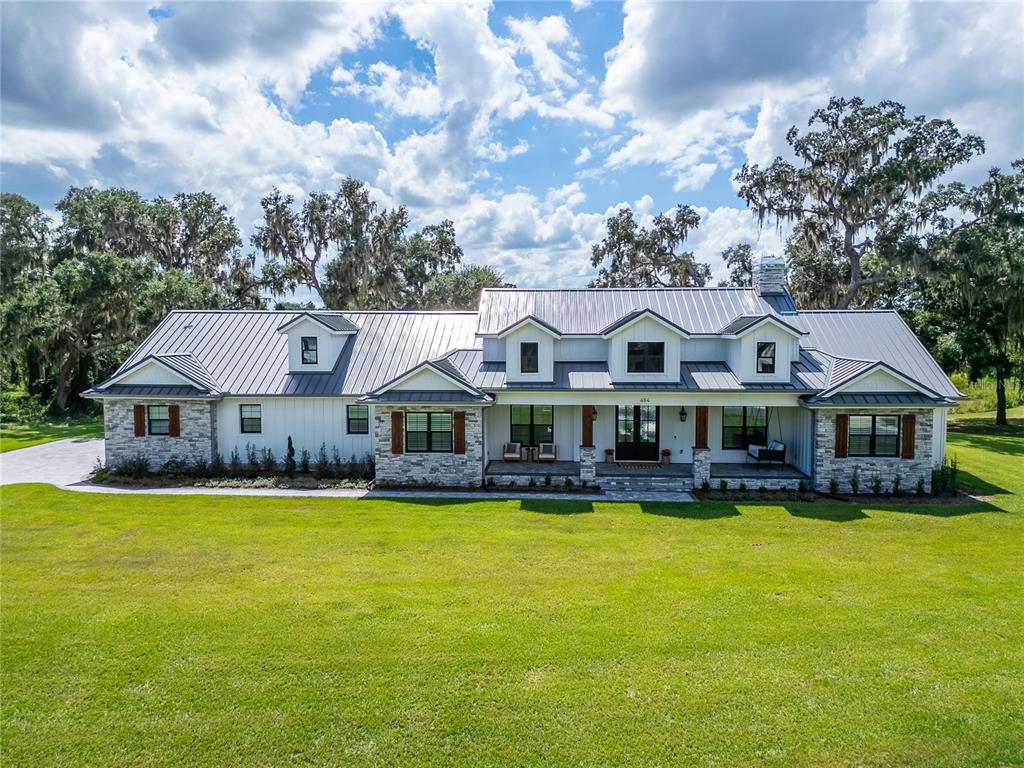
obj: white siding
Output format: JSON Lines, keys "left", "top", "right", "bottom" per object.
{"left": 505, "top": 324, "right": 555, "bottom": 382}
{"left": 932, "top": 407, "right": 948, "bottom": 466}
{"left": 735, "top": 326, "right": 794, "bottom": 384}
{"left": 607, "top": 317, "right": 682, "bottom": 383}
{"left": 482, "top": 337, "right": 505, "bottom": 362}
{"left": 681, "top": 338, "right": 727, "bottom": 362}
{"left": 843, "top": 369, "right": 917, "bottom": 393}
{"left": 554, "top": 337, "right": 605, "bottom": 362}
{"left": 284, "top": 318, "right": 350, "bottom": 373}
{"left": 115, "top": 362, "right": 191, "bottom": 386}
{"left": 217, "top": 397, "right": 373, "bottom": 461}
{"left": 391, "top": 367, "right": 464, "bottom": 390}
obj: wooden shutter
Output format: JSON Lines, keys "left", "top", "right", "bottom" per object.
{"left": 133, "top": 405, "right": 146, "bottom": 437}
{"left": 453, "top": 411, "right": 466, "bottom": 454}
{"left": 902, "top": 414, "right": 916, "bottom": 459}
{"left": 391, "top": 411, "right": 404, "bottom": 454}
{"left": 695, "top": 406, "right": 709, "bottom": 449}
{"left": 168, "top": 405, "right": 180, "bottom": 437}
{"left": 834, "top": 414, "right": 849, "bottom": 459}
{"left": 581, "top": 405, "right": 594, "bottom": 447}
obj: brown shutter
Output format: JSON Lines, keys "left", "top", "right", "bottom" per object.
{"left": 581, "top": 405, "right": 594, "bottom": 447}
{"left": 391, "top": 411, "right": 404, "bottom": 454}
{"left": 902, "top": 414, "right": 916, "bottom": 459}
{"left": 695, "top": 406, "right": 709, "bottom": 449}
{"left": 168, "top": 405, "right": 180, "bottom": 437}
{"left": 133, "top": 405, "right": 146, "bottom": 437}
{"left": 453, "top": 411, "right": 466, "bottom": 454}
{"left": 835, "top": 414, "right": 849, "bottom": 459}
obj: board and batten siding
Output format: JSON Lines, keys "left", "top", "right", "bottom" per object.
{"left": 216, "top": 397, "right": 373, "bottom": 460}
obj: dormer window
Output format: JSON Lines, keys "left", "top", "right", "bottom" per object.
{"left": 520, "top": 342, "right": 539, "bottom": 374}
{"left": 627, "top": 342, "right": 664, "bottom": 373}
{"left": 301, "top": 336, "right": 318, "bottom": 365}
{"left": 756, "top": 342, "right": 776, "bottom": 374}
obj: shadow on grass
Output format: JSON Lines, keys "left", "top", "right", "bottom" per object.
{"left": 788, "top": 505, "right": 869, "bottom": 522}
{"left": 955, "top": 468, "right": 1011, "bottom": 496}
{"left": 639, "top": 502, "right": 740, "bottom": 520}
{"left": 519, "top": 499, "right": 594, "bottom": 515}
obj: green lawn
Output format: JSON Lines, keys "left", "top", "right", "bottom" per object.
{"left": 0, "top": 416, "right": 103, "bottom": 452}
{"left": 1, "top": 412, "right": 1022, "bottom": 767}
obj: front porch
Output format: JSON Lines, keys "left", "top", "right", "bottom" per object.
{"left": 485, "top": 458, "right": 808, "bottom": 492}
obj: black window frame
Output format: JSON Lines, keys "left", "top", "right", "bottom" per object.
{"left": 520, "top": 342, "right": 539, "bottom": 374}
{"left": 147, "top": 404, "right": 169, "bottom": 436}
{"left": 301, "top": 336, "right": 318, "bottom": 365}
{"left": 510, "top": 404, "right": 554, "bottom": 447}
{"left": 626, "top": 341, "right": 665, "bottom": 373}
{"left": 756, "top": 341, "right": 776, "bottom": 374}
{"left": 405, "top": 412, "right": 453, "bottom": 453}
{"left": 347, "top": 404, "right": 369, "bottom": 435}
{"left": 240, "top": 404, "right": 262, "bottom": 434}
{"left": 847, "top": 414, "right": 901, "bottom": 457}
{"left": 721, "top": 406, "right": 768, "bottom": 450}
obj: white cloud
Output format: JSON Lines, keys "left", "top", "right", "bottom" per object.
{"left": 507, "top": 15, "right": 578, "bottom": 88}
{"left": 570, "top": 0, "right": 593, "bottom": 10}
{"left": 574, "top": 147, "right": 592, "bottom": 165}
{"left": 344, "top": 61, "right": 443, "bottom": 118}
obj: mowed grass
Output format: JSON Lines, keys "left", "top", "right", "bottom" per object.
{"left": 1, "top": 412, "right": 1022, "bottom": 767}
{"left": 0, "top": 416, "right": 103, "bottom": 452}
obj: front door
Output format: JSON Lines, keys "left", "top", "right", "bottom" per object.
{"left": 615, "top": 405, "right": 659, "bottom": 461}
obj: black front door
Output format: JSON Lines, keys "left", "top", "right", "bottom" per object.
{"left": 615, "top": 405, "right": 659, "bottom": 461}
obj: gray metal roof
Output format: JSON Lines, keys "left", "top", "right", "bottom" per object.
{"left": 789, "top": 311, "right": 961, "bottom": 399}
{"left": 599, "top": 308, "right": 689, "bottom": 337}
{"left": 804, "top": 393, "right": 957, "bottom": 407}
{"left": 84, "top": 384, "right": 215, "bottom": 399}
{"left": 717, "top": 313, "right": 806, "bottom": 337}
{"left": 107, "top": 310, "right": 479, "bottom": 396}
{"left": 276, "top": 311, "right": 360, "bottom": 333}
{"left": 476, "top": 288, "right": 784, "bottom": 335}
{"left": 360, "top": 390, "right": 493, "bottom": 404}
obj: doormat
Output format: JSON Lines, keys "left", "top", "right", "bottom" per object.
{"left": 616, "top": 462, "right": 661, "bottom": 469}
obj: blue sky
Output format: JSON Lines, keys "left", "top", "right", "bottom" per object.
{"left": 2, "top": 1, "right": 1022, "bottom": 292}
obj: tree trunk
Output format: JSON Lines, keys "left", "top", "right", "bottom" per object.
{"left": 53, "top": 348, "right": 80, "bottom": 413}
{"left": 995, "top": 373, "right": 1007, "bottom": 426}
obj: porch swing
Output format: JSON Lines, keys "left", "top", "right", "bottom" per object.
{"left": 745, "top": 406, "right": 787, "bottom": 465}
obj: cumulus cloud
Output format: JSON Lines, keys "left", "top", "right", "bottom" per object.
{"left": 574, "top": 147, "right": 592, "bottom": 165}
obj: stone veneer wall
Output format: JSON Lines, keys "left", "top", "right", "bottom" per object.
{"left": 813, "top": 408, "right": 935, "bottom": 494}
{"left": 104, "top": 399, "right": 217, "bottom": 468}
{"left": 373, "top": 405, "right": 484, "bottom": 487}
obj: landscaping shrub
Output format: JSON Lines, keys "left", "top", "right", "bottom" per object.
{"left": 211, "top": 449, "right": 225, "bottom": 476}
{"left": 891, "top": 476, "right": 902, "bottom": 496}
{"left": 260, "top": 447, "right": 277, "bottom": 475}
{"left": 299, "top": 448, "right": 311, "bottom": 474}
{"left": 798, "top": 479, "right": 809, "bottom": 493}
{"left": 872, "top": 475, "right": 883, "bottom": 495}
{"left": 719, "top": 478, "right": 727, "bottom": 492}
{"left": 0, "top": 390, "right": 46, "bottom": 421}
{"left": 315, "top": 442, "right": 330, "bottom": 478}
{"left": 162, "top": 458, "right": 188, "bottom": 475}
{"left": 191, "top": 455, "right": 209, "bottom": 478}
{"left": 331, "top": 446, "right": 343, "bottom": 477}
{"left": 701, "top": 479, "right": 710, "bottom": 492}
{"left": 738, "top": 481, "right": 747, "bottom": 492}
{"left": 283, "top": 437, "right": 297, "bottom": 476}
{"left": 828, "top": 475, "right": 839, "bottom": 495}
{"left": 932, "top": 456, "right": 960, "bottom": 496}
{"left": 229, "top": 447, "right": 243, "bottom": 477}
{"left": 916, "top": 477, "right": 926, "bottom": 496}
{"left": 528, "top": 477, "right": 536, "bottom": 488}
{"left": 246, "top": 443, "right": 259, "bottom": 476}
{"left": 543, "top": 474, "right": 552, "bottom": 487}
{"left": 564, "top": 476, "right": 573, "bottom": 488}
{"left": 850, "top": 467, "right": 860, "bottom": 494}
{"left": 113, "top": 453, "right": 151, "bottom": 478}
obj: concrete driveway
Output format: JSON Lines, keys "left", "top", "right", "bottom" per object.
{"left": 0, "top": 438, "right": 104, "bottom": 487}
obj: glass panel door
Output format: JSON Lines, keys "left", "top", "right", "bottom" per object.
{"left": 615, "top": 405, "right": 660, "bottom": 461}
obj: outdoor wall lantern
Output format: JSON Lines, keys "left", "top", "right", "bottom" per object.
{"left": 679, "top": 406, "right": 688, "bottom": 422}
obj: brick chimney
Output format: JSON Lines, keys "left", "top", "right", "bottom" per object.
{"left": 754, "top": 254, "right": 786, "bottom": 296}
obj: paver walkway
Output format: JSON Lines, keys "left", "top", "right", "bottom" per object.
{"left": 0, "top": 439, "right": 694, "bottom": 503}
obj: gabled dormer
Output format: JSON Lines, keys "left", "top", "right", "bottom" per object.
{"left": 277, "top": 312, "right": 358, "bottom": 373}
{"left": 496, "top": 316, "right": 560, "bottom": 383}
{"left": 719, "top": 314, "right": 805, "bottom": 384}
{"left": 601, "top": 309, "right": 687, "bottom": 383}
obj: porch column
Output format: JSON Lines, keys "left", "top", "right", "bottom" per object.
{"left": 580, "top": 405, "right": 596, "bottom": 483}
{"left": 692, "top": 405, "right": 711, "bottom": 488}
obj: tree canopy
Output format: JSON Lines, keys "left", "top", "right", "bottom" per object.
{"left": 589, "top": 206, "right": 711, "bottom": 288}
{"left": 736, "top": 97, "right": 985, "bottom": 308}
